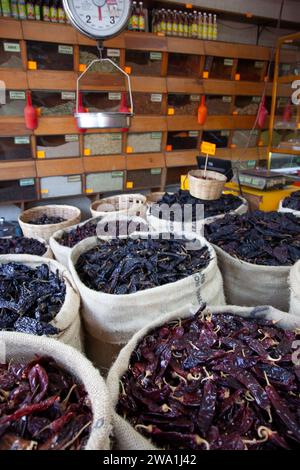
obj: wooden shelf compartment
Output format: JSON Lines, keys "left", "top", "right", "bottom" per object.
{"left": 76, "top": 31, "right": 125, "bottom": 48}
{"left": 204, "top": 41, "right": 270, "bottom": 61}
{"left": 34, "top": 116, "right": 78, "bottom": 135}
{"left": 165, "top": 150, "right": 198, "bottom": 168}
{"left": 36, "top": 157, "right": 84, "bottom": 177}
{"left": 0, "top": 18, "right": 22, "bottom": 39}
{"left": 0, "top": 160, "right": 36, "bottom": 180}
{"left": 0, "top": 116, "right": 31, "bottom": 136}
{"left": 79, "top": 72, "right": 126, "bottom": 91}
{"left": 0, "top": 70, "right": 28, "bottom": 89}
{"left": 126, "top": 153, "right": 165, "bottom": 170}
{"left": 124, "top": 32, "right": 167, "bottom": 52}
{"left": 83, "top": 155, "right": 126, "bottom": 172}
{"left": 130, "top": 76, "right": 167, "bottom": 93}
{"left": 167, "top": 115, "right": 259, "bottom": 131}
{"left": 167, "top": 37, "right": 204, "bottom": 55}
{"left": 27, "top": 70, "right": 77, "bottom": 90}
{"left": 22, "top": 21, "right": 77, "bottom": 44}
{"left": 130, "top": 116, "right": 167, "bottom": 132}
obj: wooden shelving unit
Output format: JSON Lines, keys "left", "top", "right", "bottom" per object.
{"left": 0, "top": 17, "right": 285, "bottom": 203}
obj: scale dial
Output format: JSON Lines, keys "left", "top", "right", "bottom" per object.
{"left": 63, "top": 0, "right": 131, "bottom": 40}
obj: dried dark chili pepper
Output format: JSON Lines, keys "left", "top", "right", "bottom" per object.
{"left": 0, "top": 356, "right": 92, "bottom": 450}
{"left": 0, "top": 237, "right": 47, "bottom": 256}
{"left": 29, "top": 214, "right": 66, "bottom": 225}
{"left": 282, "top": 190, "right": 300, "bottom": 211}
{"left": 117, "top": 306, "right": 300, "bottom": 450}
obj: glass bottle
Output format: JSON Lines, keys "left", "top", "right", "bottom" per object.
{"left": 178, "top": 10, "right": 184, "bottom": 37}
{"left": 208, "top": 13, "right": 213, "bottom": 40}
{"left": 35, "top": 0, "right": 41, "bottom": 20}
{"left": 0, "top": 0, "right": 11, "bottom": 17}
{"left": 17, "top": 0, "right": 27, "bottom": 19}
{"left": 131, "top": 1, "right": 138, "bottom": 31}
{"left": 151, "top": 9, "right": 156, "bottom": 33}
{"left": 183, "top": 12, "right": 188, "bottom": 38}
{"left": 213, "top": 14, "right": 218, "bottom": 40}
{"left": 138, "top": 1, "right": 145, "bottom": 32}
{"left": 188, "top": 12, "right": 193, "bottom": 37}
{"left": 160, "top": 8, "right": 166, "bottom": 35}
{"left": 58, "top": 0, "right": 64, "bottom": 23}
{"left": 42, "top": 0, "right": 50, "bottom": 21}
{"left": 11, "top": 0, "right": 19, "bottom": 18}
{"left": 50, "top": 0, "right": 58, "bottom": 22}
{"left": 191, "top": 10, "right": 198, "bottom": 38}
{"left": 198, "top": 12, "right": 203, "bottom": 39}
{"left": 166, "top": 9, "right": 172, "bottom": 36}
{"left": 202, "top": 12, "right": 208, "bottom": 39}
{"left": 156, "top": 9, "right": 161, "bottom": 34}
{"left": 172, "top": 10, "right": 178, "bottom": 37}
{"left": 26, "top": 0, "right": 35, "bottom": 19}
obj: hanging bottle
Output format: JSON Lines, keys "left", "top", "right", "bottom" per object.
{"left": 283, "top": 98, "right": 292, "bottom": 122}
{"left": 24, "top": 91, "right": 38, "bottom": 130}
{"left": 34, "top": 0, "right": 41, "bottom": 20}
{"left": 191, "top": 10, "right": 198, "bottom": 38}
{"left": 131, "top": 1, "right": 138, "bottom": 31}
{"left": 197, "top": 12, "right": 203, "bottom": 39}
{"left": 42, "top": 0, "right": 50, "bottom": 21}
{"left": 75, "top": 92, "right": 87, "bottom": 134}
{"left": 58, "top": 0, "right": 64, "bottom": 23}
{"left": 0, "top": 0, "right": 11, "bottom": 17}
{"left": 11, "top": 0, "right": 19, "bottom": 18}
{"left": 198, "top": 95, "right": 207, "bottom": 125}
{"left": 202, "top": 12, "right": 208, "bottom": 39}
{"left": 172, "top": 10, "right": 178, "bottom": 36}
{"left": 160, "top": 8, "right": 166, "bottom": 35}
{"left": 138, "top": 2, "right": 145, "bottom": 32}
{"left": 17, "top": 0, "right": 27, "bottom": 19}
{"left": 183, "top": 12, "right": 188, "bottom": 38}
{"left": 26, "top": 0, "right": 35, "bottom": 19}
{"left": 50, "top": 0, "right": 58, "bottom": 22}
{"left": 178, "top": 11, "right": 184, "bottom": 37}
{"left": 119, "top": 92, "right": 130, "bottom": 133}
{"left": 208, "top": 13, "right": 213, "bottom": 40}
{"left": 212, "top": 14, "right": 218, "bottom": 40}
{"left": 166, "top": 9, "right": 172, "bottom": 36}
{"left": 257, "top": 96, "right": 268, "bottom": 128}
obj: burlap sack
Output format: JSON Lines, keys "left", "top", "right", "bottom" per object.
{"left": 107, "top": 304, "right": 300, "bottom": 450}
{"left": 0, "top": 254, "right": 82, "bottom": 351}
{"left": 289, "top": 261, "right": 300, "bottom": 316}
{"left": 147, "top": 196, "right": 248, "bottom": 233}
{"left": 278, "top": 199, "right": 300, "bottom": 217}
{"left": 69, "top": 233, "right": 225, "bottom": 370}
{"left": 49, "top": 216, "right": 102, "bottom": 268}
{"left": 0, "top": 331, "right": 112, "bottom": 450}
{"left": 213, "top": 245, "right": 291, "bottom": 311}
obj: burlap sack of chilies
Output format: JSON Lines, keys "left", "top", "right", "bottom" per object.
{"left": 212, "top": 245, "right": 291, "bottom": 312}
{"left": 0, "top": 331, "right": 112, "bottom": 450}
{"left": 69, "top": 233, "right": 225, "bottom": 370}
{"left": 49, "top": 216, "right": 103, "bottom": 268}
{"left": 106, "top": 304, "right": 300, "bottom": 450}
{"left": 0, "top": 254, "right": 82, "bottom": 351}
{"left": 289, "top": 261, "right": 300, "bottom": 316}
{"left": 278, "top": 199, "right": 300, "bottom": 218}
{"left": 147, "top": 196, "right": 248, "bottom": 234}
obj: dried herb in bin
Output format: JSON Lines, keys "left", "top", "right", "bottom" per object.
{"left": 205, "top": 211, "right": 300, "bottom": 266}
{"left": 150, "top": 190, "right": 243, "bottom": 222}
{"left": 29, "top": 214, "right": 66, "bottom": 225}
{"left": 0, "top": 263, "right": 65, "bottom": 335}
{"left": 0, "top": 237, "right": 46, "bottom": 256}
{"left": 282, "top": 190, "right": 300, "bottom": 211}
{"left": 0, "top": 356, "right": 92, "bottom": 450}
{"left": 118, "top": 306, "right": 300, "bottom": 450}
{"left": 75, "top": 235, "right": 210, "bottom": 294}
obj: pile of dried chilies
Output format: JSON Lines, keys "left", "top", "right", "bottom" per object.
{"left": 118, "top": 307, "right": 300, "bottom": 450}
{"left": 205, "top": 211, "right": 300, "bottom": 266}
{"left": 0, "top": 356, "right": 92, "bottom": 450}
{"left": 0, "top": 237, "right": 47, "bottom": 256}
{"left": 59, "top": 220, "right": 98, "bottom": 248}
{"left": 75, "top": 235, "right": 210, "bottom": 295}
{"left": 150, "top": 191, "right": 243, "bottom": 221}
{"left": 282, "top": 190, "right": 300, "bottom": 211}
{"left": 29, "top": 214, "right": 66, "bottom": 225}
{"left": 0, "top": 263, "right": 65, "bottom": 335}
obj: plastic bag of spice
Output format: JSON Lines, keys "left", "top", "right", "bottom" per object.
{"left": 0, "top": 331, "right": 112, "bottom": 449}
{"left": 289, "top": 261, "right": 300, "bottom": 316}
{"left": 106, "top": 304, "right": 300, "bottom": 450}
{"left": 68, "top": 233, "right": 225, "bottom": 371}
{"left": 0, "top": 254, "right": 82, "bottom": 351}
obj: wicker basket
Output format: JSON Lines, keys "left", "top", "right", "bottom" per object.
{"left": 19, "top": 205, "right": 81, "bottom": 242}
{"left": 90, "top": 193, "right": 147, "bottom": 219}
{"left": 188, "top": 170, "right": 227, "bottom": 201}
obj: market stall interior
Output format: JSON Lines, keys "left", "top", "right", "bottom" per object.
{"left": 0, "top": 0, "right": 300, "bottom": 453}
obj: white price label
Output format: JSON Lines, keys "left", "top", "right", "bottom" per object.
{"left": 65, "top": 135, "right": 78, "bottom": 142}
{"left": 150, "top": 52, "right": 162, "bottom": 60}
{"left": 61, "top": 92, "right": 75, "bottom": 100}
{"left": 14, "top": 136, "right": 30, "bottom": 144}
{"left": 151, "top": 132, "right": 162, "bottom": 139}
{"left": 254, "top": 61, "right": 264, "bottom": 68}
{"left": 108, "top": 92, "right": 121, "bottom": 101}
{"left": 189, "top": 131, "right": 199, "bottom": 137}
{"left": 111, "top": 134, "right": 122, "bottom": 141}
{"left": 221, "top": 131, "right": 230, "bottom": 137}
{"left": 252, "top": 97, "right": 261, "bottom": 103}
{"left": 224, "top": 58, "right": 233, "bottom": 66}
{"left": 151, "top": 94, "right": 162, "bottom": 103}
{"left": 58, "top": 45, "right": 73, "bottom": 55}
{"left": 222, "top": 96, "right": 232, "bottom": 103}
{"left": 107, "top": 49, "right": 120, "bottom": 58}
{"left": 4, "top": 42, "right": 20, "bottom": 53}
{"left": 190, "top": 95, "right": 200, "bottom": 102}
{"left": 9, "top": 91, "right": 25, "bottom": 100}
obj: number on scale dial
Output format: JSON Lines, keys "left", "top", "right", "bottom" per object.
{"left": 63, "top": 0, "right": 131, "bottom": 39}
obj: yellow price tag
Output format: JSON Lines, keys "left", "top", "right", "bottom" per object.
{"left": 126, "top": 181, "right": 134, "bottom": 189}
{"left": 37, "top": 150, "right": 45, "bottom": 158}
{"left": 86, "top": 188, "right": 93, "bottom": 193}
{"left": 235, "top": 73, "right": 241, "bottom": 81}
{"left": 79, "top": 63, "right": 87, "bottom": 72}
{"left": 201, "top": 141, "right": 216, "bottom": 156}
{"left": 167, "top": 108, "right": 175, "bottom": 115}
{"left": 28, "top": 61, "right": 37, "bottom": 70}
{"left": 126, "top": 146, "right": 133, "bottom": 153}
{"left": 84, "top": 148, "right": 91, "bottom": 156}
{"left": 181, "top": 175, "right": 189, "bottom": 190}
{"left": 202, "top": 71, "right": 209, "bottom": 79}
{"left": 124, "top": 66, "right": 132, "bottom": 74}
{"left": 41, "top": 189, "right": 48, "bottom": 194}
